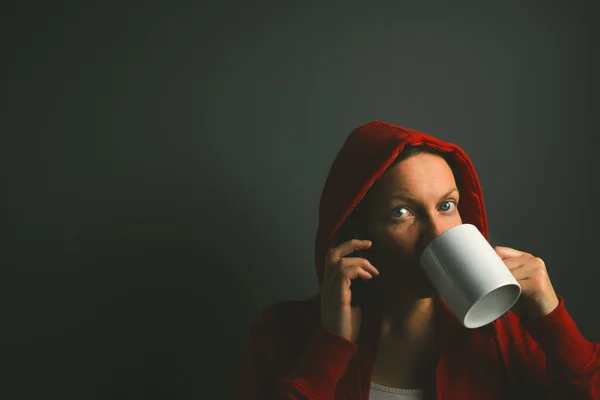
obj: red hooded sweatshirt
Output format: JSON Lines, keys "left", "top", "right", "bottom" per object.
{"left": 237, "top": 120, "right": 600, "bottom": 399}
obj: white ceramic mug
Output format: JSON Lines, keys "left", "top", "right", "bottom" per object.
{"left": 420, "top": 223, "right": 521, "bottom": 329}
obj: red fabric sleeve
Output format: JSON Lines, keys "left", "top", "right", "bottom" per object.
{"left": 520, "top": 296, "right": 600, "bottom": 399}
{"left": 237, "top": 311, "right": 358, "bottom": 400}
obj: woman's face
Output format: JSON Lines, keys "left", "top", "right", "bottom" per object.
{"left": 364, "top": 152, "right": 463, "bottom": 300}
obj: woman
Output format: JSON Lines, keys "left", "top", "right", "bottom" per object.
{"left": 237, "top": 120, "right": 600, "bottom": 399}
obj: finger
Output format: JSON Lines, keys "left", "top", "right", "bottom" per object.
{"left": 336, "top": 268, "right": 373, "bottom": 296}
{"left": 508, "top": 264, "right": 537, "bottom": 281}
{"left": 340, "top": 265, "right": 374, "bottom": 281}
{"left": 341, "top": 257, "right": 380, "bottom": 276}
{"left": 323, "top": 251, "right": 338, "bottom": 282}
{"left": 494, "top": 245, "right": 530, "bottom": 260}
{"left": 323, "top": 244, "right": 349, "bottom": 280}
{"left": 501, "top": 256, "right": 528, "bottom": 270}
{"left": 328, "top": 239, "right": 372, "bottom": 263}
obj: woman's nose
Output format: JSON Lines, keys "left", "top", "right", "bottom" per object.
{"left": 421, "top": 218, "right": 455, "bottom": 252}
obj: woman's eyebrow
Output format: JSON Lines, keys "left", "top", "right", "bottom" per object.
{"left": 390, "top": 187, "right": 459, "bottom": 205}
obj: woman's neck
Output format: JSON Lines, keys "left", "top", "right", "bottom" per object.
{"left": 379, "top": 295, "right": 437, "bottom": 343}
{"left": 370, "top": 295, "right": 439, "bottom": 390}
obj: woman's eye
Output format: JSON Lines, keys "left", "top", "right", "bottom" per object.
{"left": 440, "top": 201, "right": 455, "bottom": 212}
{"left": 392, "top": 202, "right": 455, "bottom": 219}
{"left": 391, "top": 207, "right": 409, "bottom": 218}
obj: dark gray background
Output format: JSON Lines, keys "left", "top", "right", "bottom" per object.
{"left": 3, "top": 1, "right": 599, "bottom": 399}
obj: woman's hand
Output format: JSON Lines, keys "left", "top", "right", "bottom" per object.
{"left": 320, "top": 239, "right": 379, "bottom": 343}
{"left": 494, "top": 246, "right": 560, "bottom": 320}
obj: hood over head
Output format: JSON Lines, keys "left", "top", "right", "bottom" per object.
{"left": 314, "top": 120, "right": 488, "bottom": 286}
